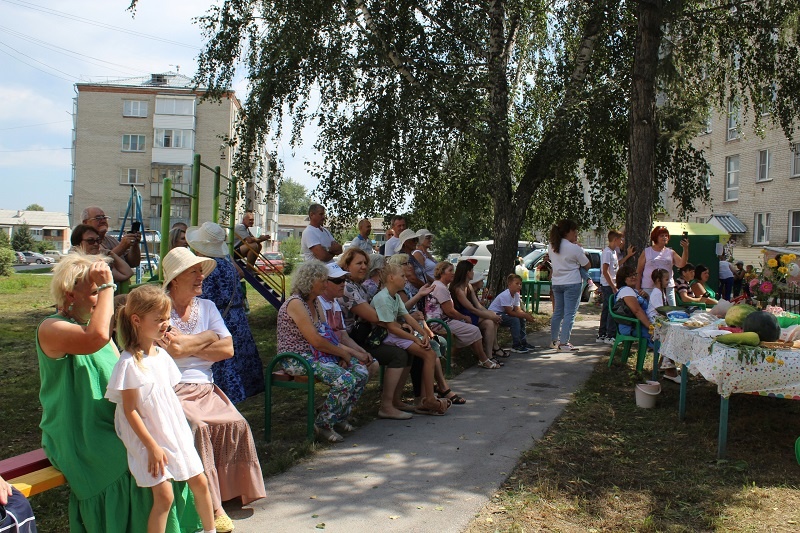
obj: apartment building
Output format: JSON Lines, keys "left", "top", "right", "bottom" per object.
{"left": 0, "top": 209, "right": 70, "bottom": 252}
{"left": 70, "top": 72, "right": 277, "bottom": 244}
{"left": 661, "top": 104, "right": 800, "bottom": 265}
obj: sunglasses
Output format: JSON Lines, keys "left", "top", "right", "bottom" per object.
{"left": 327, "top": 277, "right": 346, "bottom": 284}
{"left": 82, "top": 237, "right": 102, "bottom": 245}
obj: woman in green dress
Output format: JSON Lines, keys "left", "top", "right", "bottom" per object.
{"left": 36, "top": 253, "right": 200, "bottom": 532}
{"left": 690, "top": 264, "right": 719, "bottom": 306}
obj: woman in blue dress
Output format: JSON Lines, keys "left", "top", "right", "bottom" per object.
{"left": 187, "top": 222, "right": 264, "bottom": 403}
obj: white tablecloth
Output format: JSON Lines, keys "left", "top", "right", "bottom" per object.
{"left": 657, "top": 321, "right": 800, "bottom": 398}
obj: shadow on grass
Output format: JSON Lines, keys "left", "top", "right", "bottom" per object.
{"left": 467, "top": 354, "right": 800, "bottom": 532}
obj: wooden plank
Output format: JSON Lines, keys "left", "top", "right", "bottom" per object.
{"left": 0, "top": 449, "right": 51, "bottom": 479}
{"left": 9, "top": 466, "right": 66, "bottom": 497}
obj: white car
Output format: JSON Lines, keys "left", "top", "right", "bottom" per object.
{"left": 459, "top": 240, "right": 545, "bottom": 275}
{"left": 43, "top": 250, "right": 66, "bottom": 262}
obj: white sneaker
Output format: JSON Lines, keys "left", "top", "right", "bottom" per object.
{"left": 603, "top": 337, "right": 615, "bottom": 345}
{"left": 551, "top": 340, "right": 558, "bottom": 349}
{"left": 587, "top": 280, "right": 597, "bottom": 291}
{"left": 557, "top": 343, "right": 579, "bottom": 352}
{"left": 596, "top": 335, "right": 606, "bottom": 344}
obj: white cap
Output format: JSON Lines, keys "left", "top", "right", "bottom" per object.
{"left": 326, "top": 263, "right": 350, "bottom": 279}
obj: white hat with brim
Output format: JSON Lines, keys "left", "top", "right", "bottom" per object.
{"left": 162, "top": 247, "right": 217, "bottom": 288}
{"left": 470, "top": 272, "right": 485, "bottom": 284}
{"left": 186, "top": 221, "right": 229, "bottom": 258}
{"left": 416, "top": 228, "right": 434, "bottom": 240}
{"left": 326, "top": 263, "right": 350, "bottom": 279}
{"left": 398, "top": 229, "right": 419, "bottom": 247}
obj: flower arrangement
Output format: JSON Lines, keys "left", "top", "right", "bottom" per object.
{"left": 748, "top": 252, "right": 797, "bottom": 307}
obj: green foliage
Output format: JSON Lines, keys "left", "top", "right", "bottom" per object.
{"left": 25, "top": 203, "right": 44, "bottom": 211}
{"left": 11, "top": 224, "right": 35, "bottom": 252}
{"left": 0, "top": 231, "right": 10, "bottom": 249}
{"left": 278, "top": 177, "right": 312, "bottom": 215}
{"left": 0, "top": 247, "right": 14, "bottom": 276}
{"left": 35, "top": 241, "right": 55, "bottom": 253}
{"left": 279, "top": 236, "right": 301, "bottom": 275}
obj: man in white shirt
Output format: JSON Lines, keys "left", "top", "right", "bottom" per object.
{"left": 352, "top": 219, "right": 375, "bottom": 254}
{"left": 383, "top": 215, "right": 407, "bottom": 257}
{"left": 301, "top": 203, "right": 343, "bottom": 263}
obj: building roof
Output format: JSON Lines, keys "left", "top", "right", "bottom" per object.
{"left": 0, "top": 209, "right": 70, "bottom": 228}
{"left": 707, "top": 212, "right": 747, "bottom": 234}
{"left": 77, "top": 72, "right": 202, "bottom": 90}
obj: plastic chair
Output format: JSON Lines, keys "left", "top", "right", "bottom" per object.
{"left": 676, "top": 292, "right": 707, "bottom": 310}
{"left": 264, "top": 352, "right": 316, "bottom": 442}
{"left": 607, "top": 294, "right": 649, "bottom": 372}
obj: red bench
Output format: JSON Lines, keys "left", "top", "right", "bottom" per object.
{"left": 0, "top": 448, "right": 66, "bottom": 497}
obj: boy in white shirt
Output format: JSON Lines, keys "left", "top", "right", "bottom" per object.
{"left": 598, "top": 230, "right": 634, "bottom": 344}
{"left": 489, "top": 274, "right": 537, "bottom": 353}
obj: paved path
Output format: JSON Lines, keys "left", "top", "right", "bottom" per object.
{"left": 232, "top": 315, "right": 603, "bottom": 533}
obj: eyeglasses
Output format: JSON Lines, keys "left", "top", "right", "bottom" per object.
{"left": 327, "top": 278, "right": 346, "bottom": 284}
{"left": 89, "top": 215, "right": 110, "bottom": 221}
{"left": 82, "top": 237, "right": 102, "bottom": 245}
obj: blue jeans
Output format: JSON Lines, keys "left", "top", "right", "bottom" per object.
{"left": 598, "top": 285, "right": 616, "bottom": 338}
{"left": 551, "top": 282, "right": 582, "bottom": 344}
{"left": 498, "top": 312, "right": 527, "bottom": 347}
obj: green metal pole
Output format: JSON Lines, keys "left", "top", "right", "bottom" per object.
{"left": 191, "top": 153, "right": 201, "bottom": 227}
{"left": 228, "top": 178, "right": 237, "bottom": 256}
{"left": 160, "top": 177, "right": 172, "bottom": 281}
{"left": 212, "top": 166, "right": 221, "bottom": 224}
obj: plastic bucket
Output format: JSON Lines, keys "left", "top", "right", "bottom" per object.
{"left": 635, "top": 382, "right": 661, "bottom": 408}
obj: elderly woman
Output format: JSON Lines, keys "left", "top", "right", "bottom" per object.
{"left": 187, "top": 221, "right": 264, "bottom": 403}
{"left": 158, "top": 247, "right": 265, "bottom": 532}
{"left": 413, "top": 229, "right": 438, "bottom": 280}
{"left": 169, "top": 226, "right": 188, "bottom": 250}
{"left": 397, "top": 229, "right": 429, "bottom": 290}
{"left": 425, "top": 261, "right": 499, "bottom": 369}
{"left": 36, "top": 253, "right": 200, "bottom": 532}
{"left": 450, "top": 260, "right": 504, "bottom": 359}
{"left": 277, "top": 260, "right": 371, "bottom": 441}
{"left": 70, "top": 223, "right": 134, "bottom": 283}
{"left": 338, "top": 248, "right": 413, "bottom": 420}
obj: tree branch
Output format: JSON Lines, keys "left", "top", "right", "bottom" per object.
{"left": 411, "top": 1, "right": 488, "bottom": 60}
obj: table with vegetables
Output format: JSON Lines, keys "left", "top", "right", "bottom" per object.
{"left": 656, "top": 303, "right": 800, "bottom": 459}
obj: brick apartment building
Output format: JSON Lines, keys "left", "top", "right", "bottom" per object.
{"left": 70, "top": 73, "right": 278, "bottom": 245}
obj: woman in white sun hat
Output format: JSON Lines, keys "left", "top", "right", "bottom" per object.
{"left": 413, "top": 228, "right": 438, "bottom": 280}
{"left": 158, "top": 246, "right": 266, "bottom": 532}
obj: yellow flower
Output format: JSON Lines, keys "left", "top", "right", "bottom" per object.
{"left": 779, "top": 266, "right": 789, "bottom": 275}
{"left": 790, "top": 254, "right": 797, "bottom": 261}
{"left": 778, "top": 360, "right": 785, "bottom": 366}
{"left": 768, "top": 258, "right": 779, "bottom": 268}
{"left": 781, "top": 255, "right": 793, "bottom": 265}
{"left": 761, "top": 249, "right": 768, "bottom": 255}
{"left": 765, "top": 355, "right": 775, "bottom": 363}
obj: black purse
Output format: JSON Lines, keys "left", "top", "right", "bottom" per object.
{"left": 365, "top": 326, "right": 389, "bottom": 348}
{"left": 612, "top": 296, "right": 636, "bottom": 321}
{"left": 350, "top": 320, "right": 372, "bottom": 347}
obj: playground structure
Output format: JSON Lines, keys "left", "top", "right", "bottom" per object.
{"left": 121, "top": 153, "right": 285, "bottom": 309}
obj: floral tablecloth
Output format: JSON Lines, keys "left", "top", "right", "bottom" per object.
{"left": 657, "top": 321, "right": 800, "bottom": 398}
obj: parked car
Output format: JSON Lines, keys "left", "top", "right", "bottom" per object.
{"left": 20, "top": 251, "right": 54, "bottom": 264}
{"left": 523, "top": 247, "right": 602, "bottom": 302}
{"left": 255, "top": 251, "right": 285, "bottom": 273}
{"left": 459, "top": 240, "right": 545, "bottom": 275}
{"left": 43, "top": 250, "right": 66, "bottom": 262}
{"left": 136, "top": 255, "right": 160, "bottom": 279}
{"left": 13, "top": 251, "right": 25, "bottom": 264}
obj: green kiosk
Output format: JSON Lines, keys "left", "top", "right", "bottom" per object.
{"left": 658, "top": 222, "right": 730, "bottom": 292}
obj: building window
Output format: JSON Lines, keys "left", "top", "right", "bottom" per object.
{"left": 120, "top": 168, "right": 143, "bottom": 185}
{"left": 123, "top": 100, "right": 148, "bottom": 117}
{"left": 789, "top": 211, "right": 800, "bottom": 244}
{"left": 154, "top": 129, "right": 193, "bottom": 149}
{"left": 753, "top": 212, "right": 771, "bottom": 244}
{"left": 155, "top": 98, "right": 195, "bottom": 116}
{"left": 122, "top": 134, "right": 145, "bottom": 152}
{"left": 727, "top": 101, "right": 739, "bottom": 141}
{"left": 792, "top": 144, "right": 800, "bottom": 178}
{"left": 725, "top": 155, "right": 739, "bottom": 201}
{"left": 695, "top": 216, "right": 708, "bottom": 224}
{"left": 756, "top": 149, "right": 771, "bottom": 182}
{"left": 154, "top": 167, "right": 187, "bottom": 183}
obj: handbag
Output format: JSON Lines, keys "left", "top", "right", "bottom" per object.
{"left": 365, "top": 325, "right": 389, "bottom": 349}
{"left": 612, "top": 296, "right": 636, "bottom": 320}
{"left": 350, "top": 320, "right": 372, "bottom": 347}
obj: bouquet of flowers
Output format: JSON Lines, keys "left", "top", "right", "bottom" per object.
{"left": 749, "top": 252, "right": 797, "bottom": 307}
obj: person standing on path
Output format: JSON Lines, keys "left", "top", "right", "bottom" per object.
{"left": 548, "top": 219, "right": 589, "bottom": 352}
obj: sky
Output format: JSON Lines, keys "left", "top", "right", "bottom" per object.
{"left": 0, "top": 0, "right": 318, "bottom": 213}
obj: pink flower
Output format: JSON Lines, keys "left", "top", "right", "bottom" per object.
{"left": 749, "top": 278, "right": 760, "bottom": 288}
{"left": 759, "top": 281, "right": 773, "bottom": 293}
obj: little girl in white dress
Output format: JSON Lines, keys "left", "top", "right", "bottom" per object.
{"left": 106, "top": 285, "right": 216, "bottom": 533}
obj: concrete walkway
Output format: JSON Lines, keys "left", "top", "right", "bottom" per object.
{"left": 232, "top": 315, "right": 603, "bottom": 533}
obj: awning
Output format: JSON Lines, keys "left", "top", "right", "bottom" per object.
{"left": 707, "top": 212, "right": 747, "bottom": 234}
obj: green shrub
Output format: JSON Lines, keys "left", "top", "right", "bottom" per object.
{"left": 0, "top": 247, "right": 15, "bottom": 276}
{"left": 36, "top": 241, "right": 56, "bottom": 253}
{"left": 279, "top": 236, "right": 301, "bottom": 276}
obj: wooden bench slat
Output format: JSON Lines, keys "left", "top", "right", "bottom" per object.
{"left": 0, "top": 448, "right": 51, "bottom": 479}
{"left": 9, "top": 466, "right": 66, "bottom": 497}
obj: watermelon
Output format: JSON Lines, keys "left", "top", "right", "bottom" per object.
{"left": 742, "top": 311, "right": 781, "bottom": 342}
{"left": 725, "top": 304, "right": 757, "bottom": 328}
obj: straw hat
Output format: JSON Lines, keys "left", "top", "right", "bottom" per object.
{"left": 186, "top": 221, "right": 228, "bottom": 258}
{"left": 162, "top": 247, "right": 217, "bottom": 288}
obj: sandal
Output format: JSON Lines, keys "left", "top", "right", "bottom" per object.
{"left": 492, "top": 348, "right": 511, "bottom": 358}
{"left": 416, "top": 397, "right": 450, "bottom": 415}
{"left": 477, "top": 358, "right": 501, "bottom": 369}
{"left": 437, "top": 388, "right": 467, "bottom": 405}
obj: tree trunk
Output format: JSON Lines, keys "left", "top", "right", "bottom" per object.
{"left": 626, "top": 0, "right": 663, "bottom": 263}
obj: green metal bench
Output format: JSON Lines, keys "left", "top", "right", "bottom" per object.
{"left": 264, "top": 352, "right": 318, "bottom": 443}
